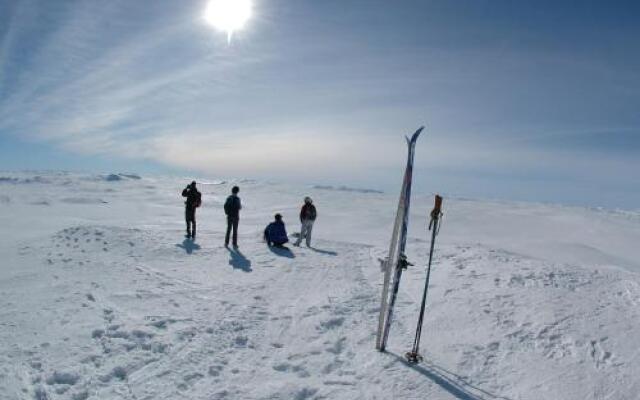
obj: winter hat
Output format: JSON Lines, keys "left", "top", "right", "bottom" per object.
{"left": 304, "top": 196, "right": 312, "bottom": 204}
{"left": 275, "top": 213, "right": 282, "bottom": 221}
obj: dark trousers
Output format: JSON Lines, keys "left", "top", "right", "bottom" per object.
{"left": 186, "top": 207, "right": 196, "bottom": 237}
{"left": 225, "top": 216, "right": 239, "bottom": 246}
{"left": 264, "top": 229, "right": 288, "bottom": 247}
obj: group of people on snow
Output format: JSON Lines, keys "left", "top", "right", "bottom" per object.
{"left": 181, "top": 181, "right": 317, "bottom": 249}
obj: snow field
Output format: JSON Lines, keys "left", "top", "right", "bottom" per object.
{"left": 1, "top": 172, "right": 639, "bottom": 399}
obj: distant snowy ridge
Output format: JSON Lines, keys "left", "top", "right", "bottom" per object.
{"left": 312, "top": 185, "right": 383, "bottom": 194}
{"left": 198, "top": 180, "right": 227, "bottom": 186}
{"left": 0, "top": 175, "right": 50, "bottom": 184}
{"left": 103, "top": 173, "right": 142, "bottom": 182}
{"left": 0, "top": 172, "right": 142, "bottom": 185}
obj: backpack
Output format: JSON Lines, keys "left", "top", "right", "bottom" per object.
{"left": 224, "top": 196, "right": 239, "bottom": 215}
{"left": 183, "top": 188, "right": 201, "bottom": 208}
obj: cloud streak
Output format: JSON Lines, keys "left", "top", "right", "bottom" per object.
{"left": 0, "top": 0, "right": 638, "bottom": 208}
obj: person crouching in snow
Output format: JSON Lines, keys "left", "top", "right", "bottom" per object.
{"left": 264, "top": 214, "right": 289, "bottom": 247}
{"left": 294, "top": 197, "right": 316, "bottom": 247}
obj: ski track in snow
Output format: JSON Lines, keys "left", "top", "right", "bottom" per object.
{"left": 1, "top": 172, "right": 640, "bottom": 399}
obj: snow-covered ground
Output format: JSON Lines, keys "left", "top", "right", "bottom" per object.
{"left": 1, "top": 171, "right": 639, "bottom": 400}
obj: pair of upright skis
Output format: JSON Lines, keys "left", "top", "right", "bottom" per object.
{"left": 376, "top": 126, "right": 423, "bottom": 352}
{"left": 376, "top": 126, "right": 444, "bottom": 362}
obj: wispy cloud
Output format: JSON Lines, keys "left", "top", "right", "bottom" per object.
{"left": 0, "top": 0, "right": 638, "bottom": 207}
{"left": 0, "top": 1, "right": 269, "bottom": 144}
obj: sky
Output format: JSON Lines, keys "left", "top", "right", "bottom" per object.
{"left": 0, "top": 0, "right": 639, "bottom": 208}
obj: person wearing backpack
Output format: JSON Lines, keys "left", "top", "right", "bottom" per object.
{"left": 224, "top": 186, "right": 241, "bottom": 248}
{"left": 294, "top": 196, "right": 316, "bottom": 247}
{"left": 182, "top": 181, "right": 202, "bottom": 239}
{"left": 264, "top": 214, "right": 289, "bottom": 247}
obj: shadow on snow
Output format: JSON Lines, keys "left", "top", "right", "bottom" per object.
{"left": 309, "top": 246, "right": 338, "bottom": 256}
{"left": 176, "top": 238, "right": 200, "bottom": 254}
{"left": 227, "top": 248, "right": 252, "bottom": 272}
{"left": 388, "top": 352, "right": 514, "bottom": 400}
{"left": 268, "top": 245, "right": 296, "bottom": 258}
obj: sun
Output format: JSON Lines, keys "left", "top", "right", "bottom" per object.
{"left": 204, "top": 0, "right": 253, "bottom": 43}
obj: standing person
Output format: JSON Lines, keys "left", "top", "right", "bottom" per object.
{"left": 224, "top": 186, "right": 241, "bottom": 248}
{"left": 264, "top": 214, "right": 289, "bottom": 247}
{"left": 182, "top": 181, "right": 201, "bottom": 239}
{"left": 294, "top": 196, "right": 316, "bottom": 247}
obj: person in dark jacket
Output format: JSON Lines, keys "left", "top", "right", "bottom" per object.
{"left": 264, "top": 214, "right": 289, "bottom": 247}
{"left": 294, "top": 196, "right": 316, "bottom": 247}
{"left": 224, "top": 186, "right": 241, "bottom": 248}
{"left": 182, "top": 181, "right": 201, "bottom": 239}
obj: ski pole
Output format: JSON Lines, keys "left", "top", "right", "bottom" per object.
{"left": 406, "top": 194, "right": 443, "bottom": 363}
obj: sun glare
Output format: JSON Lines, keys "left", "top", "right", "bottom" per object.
{"left": 204, "top": 0, "right": 253, "bottom": 43}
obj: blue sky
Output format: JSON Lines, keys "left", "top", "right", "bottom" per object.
{"left": 1, "top": 0, "right": 639, "bottom": 208}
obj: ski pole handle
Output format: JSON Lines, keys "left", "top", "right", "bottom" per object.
{"left": 428, "top": 195, "right": 443, "bottom": 231}
{"left": 431, "top": 195, "right": 442, "bottom": 218}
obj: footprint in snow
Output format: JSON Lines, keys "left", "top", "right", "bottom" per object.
{"left": 317, "top": 317, "right": 345, "bottom": 332}
{"left": 208, "top": 365, "right": 224, "bottom": 377}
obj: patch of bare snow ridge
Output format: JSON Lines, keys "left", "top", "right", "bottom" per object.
{"left": 0, "top": 172, "right": 639, "bottom": 400}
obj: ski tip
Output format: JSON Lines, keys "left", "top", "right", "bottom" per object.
{"left": 405, "top": 126, "right": 424, "bottom": 144}
{"left": 412, "top": 126, "right": 424, "bottom": 140}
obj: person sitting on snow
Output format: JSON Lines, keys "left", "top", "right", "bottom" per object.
{"left": 264, "top": 214, "right": 289, "bottom": 247}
